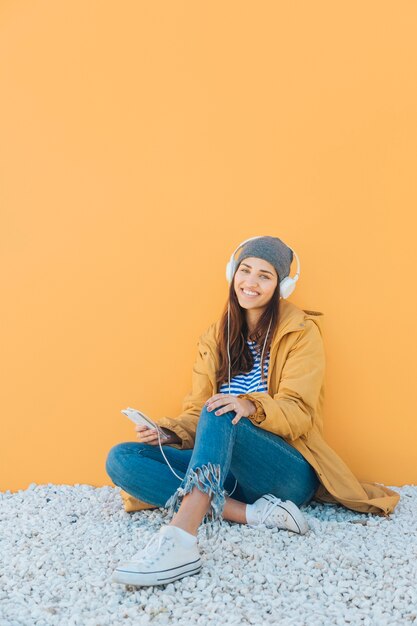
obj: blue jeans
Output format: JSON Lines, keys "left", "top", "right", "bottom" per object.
{"left": 105, "top": 406, "right": 319, "bottom": 538}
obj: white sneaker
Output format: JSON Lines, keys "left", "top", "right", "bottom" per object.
{"left": 111, "top": 525, "right": 202, "bottom": 587}
{"left": 246, "top": 494, "right": 309, "bottom": 535}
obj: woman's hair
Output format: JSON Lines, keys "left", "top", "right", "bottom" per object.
{"left": 215, "top": 265, "right": 280, "bottom": 389}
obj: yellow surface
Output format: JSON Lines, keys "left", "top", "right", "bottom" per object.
{"left": 1, "top": 1, "right": 416, "bottom": 491}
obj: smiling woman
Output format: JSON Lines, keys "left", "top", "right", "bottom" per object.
{"left": 105, "top": 235, "right": 399, "bottom": 588}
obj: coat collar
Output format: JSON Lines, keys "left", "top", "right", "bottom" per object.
{"left": 202, "top": 299, "right": 324, "bottom": 354}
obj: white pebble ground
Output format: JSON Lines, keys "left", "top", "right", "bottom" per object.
{"left": 1, "top": 484, "right": 416, "bottom": 626}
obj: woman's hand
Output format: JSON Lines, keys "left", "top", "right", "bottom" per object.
{"left": 135, "top": 424, "right": 160, "bottom": 445}
{"left": 205, "top": 394, "right": 256, "bottom": 425}
{"left": 135, "top": 425, "right": 180, "bottom": 446}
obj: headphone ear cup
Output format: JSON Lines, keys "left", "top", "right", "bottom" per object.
{"left": 225, "top": 260, "right": 235, "bottom": 284}
{"left": 279, "top": 277, "right": 296, "bottom": 299}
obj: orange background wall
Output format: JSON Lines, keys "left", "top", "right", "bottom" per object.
{"left": 1, "top": 1, "right": 416, "bottom": 492}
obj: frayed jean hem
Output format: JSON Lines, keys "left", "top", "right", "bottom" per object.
{"left": 164, "top": 462, "right": 226, "bottom": 541}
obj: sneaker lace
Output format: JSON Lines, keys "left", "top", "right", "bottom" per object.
{"left": 258, "top": 499, "right": 287, "bottom": 526}
{"left": 132, "top": 533, "right": 171, "bottom": 564}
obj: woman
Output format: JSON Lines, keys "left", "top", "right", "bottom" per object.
{"left": 106, "top": 235, "right": 399, "bottom": 587}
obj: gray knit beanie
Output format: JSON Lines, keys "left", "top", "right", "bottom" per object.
{"left": 235, "top": 236, "right": 293, "bottom": 281}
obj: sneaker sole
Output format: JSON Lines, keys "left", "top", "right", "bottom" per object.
{"left": 112, "top": 557, "right": 202, "bottom": 586}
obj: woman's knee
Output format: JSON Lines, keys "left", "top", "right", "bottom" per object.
{"left": 105, "top": 442, "right": 146, "bottom": 479}
{"left": 199, "top": 404, "right": 236, "bottom": 424}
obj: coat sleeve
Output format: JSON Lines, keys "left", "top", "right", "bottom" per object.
{"left": 153, "top": 335, "right": 214, "bottom": 449}
{"left": 237, "top": 320, "right": 325, "bottom": 441}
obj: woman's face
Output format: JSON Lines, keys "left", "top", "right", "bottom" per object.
{"left": 233, "top": 256, "right": 278, "bottom": 312}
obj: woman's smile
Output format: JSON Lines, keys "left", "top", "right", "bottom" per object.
{"left": 241, "top": 288, "right": 260, "bottom": 298}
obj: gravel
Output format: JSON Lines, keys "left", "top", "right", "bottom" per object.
{"left": 1, "top": 483, "right": 416, "bottom": 626}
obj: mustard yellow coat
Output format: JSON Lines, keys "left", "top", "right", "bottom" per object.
{"left": 121, "top": 299, "right": 399, "bottom": 516}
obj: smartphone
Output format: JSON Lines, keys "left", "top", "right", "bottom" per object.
{"left": 121, "top": 407, "right": 170, "bottom": 440}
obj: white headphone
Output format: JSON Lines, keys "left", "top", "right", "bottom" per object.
{"left": 225, "top": 235, "right": 301, "bottom": 299}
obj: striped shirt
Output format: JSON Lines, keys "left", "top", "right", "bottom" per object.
{"left": 219, "top": 340, "right": 270, "bottom": 395}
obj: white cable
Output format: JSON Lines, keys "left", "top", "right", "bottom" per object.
{"left": 225, "top": 310, "right": 272, "bottom": 498}
{"left": 258, "top": 317, "right": 272, "bottom": 389}
{"left": 156, "top": 423, "right": 239, "bottom": 497}
{"left": 228, "top": 303, "right": 272, "bottom": 395}
{"left": 157, "top": 302, "right": 272, "bottom": 497}
{"left": 227, "top": 480, "right": 237, "bottom": 497}
{"left": 227, "top": 301, "right": 238, "bottom": 497}
{"left": 227, "top": 301, "right": 231, "bottom": 394}
{"left": 155, "top": 428, "right": 184, "bottom": 481}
